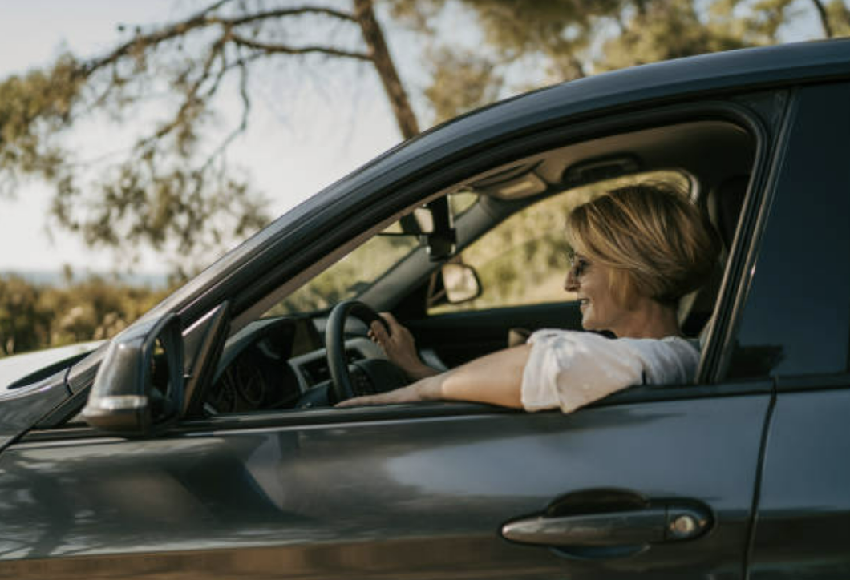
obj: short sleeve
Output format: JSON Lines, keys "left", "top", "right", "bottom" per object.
{"left": 520, "top": 330, "right": 695, "bottom": 414}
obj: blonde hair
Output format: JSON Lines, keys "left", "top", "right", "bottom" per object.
{"left": 566, "top": 185, "right": 720, "bottom": 308}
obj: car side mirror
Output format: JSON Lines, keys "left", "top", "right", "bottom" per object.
{"left": 428, "top": 263, "right": 482, "bottom": 307}
{"left": 82, "top": 313, "right": 184, "bottom": 437}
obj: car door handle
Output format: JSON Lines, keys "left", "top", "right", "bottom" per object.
{"left": 501, "top": 504, "right": 711, "bottom": 548}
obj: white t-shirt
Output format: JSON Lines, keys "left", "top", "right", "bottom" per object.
{"left": 520, "top": 329, "right": 700, "bottom": 413}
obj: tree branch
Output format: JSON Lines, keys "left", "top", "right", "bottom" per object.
{"left": 197, "top": 0, "right": 236, "bottom": 17}
{"left": 809, "top": 0, "right": 834, "bottom": 37}
{"left": 201, "top": 59, "right": 252, "bottom": 171}
{"left": 139, "top": 35, "right": 227, "bottom": 148}
{"left": 84, "top": 5, "right": 358, "bottom": 77}
{"left": 353, "top": 0, "right": 420, "bottom": 138}
{"left": 222, "top": 6, "right": 357, "bottom": 27}
{"left": 229, "top": 34, "right": 371, "bottom": 60}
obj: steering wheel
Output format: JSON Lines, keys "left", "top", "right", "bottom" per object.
{"left": 326, "top": 300, "right": 403, "bottom": 402}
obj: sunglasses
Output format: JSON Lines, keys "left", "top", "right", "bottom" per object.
{"left": 567, "top": 251, "right": 591, "bottom": 278}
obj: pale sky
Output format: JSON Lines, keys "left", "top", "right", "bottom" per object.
{"left": 0, "top": 0, "right": 403, "bottom": 274}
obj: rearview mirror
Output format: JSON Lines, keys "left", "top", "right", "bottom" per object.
{"left": 82, "top": 313, "right": 184, "bottom": 437}
{"left": 384, "top": 198, "right": 457, "bottom": 261}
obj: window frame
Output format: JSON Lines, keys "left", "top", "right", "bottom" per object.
{"left": 34, "top": 97, "right": 782, "bottom": 437}
{"left": 719, "top": 82, "right": 850, "bottom": 385}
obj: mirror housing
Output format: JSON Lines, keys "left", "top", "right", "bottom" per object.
{"left": 391, "top": 199, "right": 457, "bottom": 261}
{"left": 423, "top": 197, "right": 456, "bottom": 261}
{"left": 428, "top": 263, "right": 482, "bottom": 307}
{"left": 443, "top": 263, "right": 482, "bottom": 303}
{"left": 82, "top": 313, "right": 183, "bottom": 437}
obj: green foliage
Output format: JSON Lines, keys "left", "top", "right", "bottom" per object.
{"left": 424, "top": 47, "right": 504, "bottom": 123}
{"left": 825, "top": 0, "right": 850, "bottom": 35}
{"left": 0, "top": 275, "right": 169, "bottom": 357}
{"left": 399, "top": 0, "right": 845, "bottom": 123}
{"left": 0, "top": 55, "right": 83, "bottom": 197}
{"left": 0, "top": 1, "right": 389, "bottom": 271}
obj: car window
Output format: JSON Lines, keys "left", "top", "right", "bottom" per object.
{"left": 265, "top": 193, "right": 478, "bottom": 317}
{"left": 727, "top": 83, "right": 850, "bottom": 380}
{"left": 429, "top": 171, "right": 691, "bottom": 314}
{"left": 263, "top": 219, "right": 422, "bottom": 317}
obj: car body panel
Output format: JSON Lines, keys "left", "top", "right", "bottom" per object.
{"left": 749, "top": 388, "right": 850, "bottom": 578}
{"left": 0, "top": 393, "right": 769, "bottom": 578}
{"left": 0, "top": 344, "right": 101, "bottom": 446}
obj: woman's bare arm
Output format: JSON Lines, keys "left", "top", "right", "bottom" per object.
{"left": 337, "top": 343, "right": 532, "bottom": 409}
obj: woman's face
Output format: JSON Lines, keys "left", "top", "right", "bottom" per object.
{"left": 565, "top": 254, "right": 627, "bottom": 333}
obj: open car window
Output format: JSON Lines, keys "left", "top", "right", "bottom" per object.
{"left": 191, "top": 116, "right": 757, "bottom": 417}
{"left": 429, "top": 171, "right": 691, "bottom": 314}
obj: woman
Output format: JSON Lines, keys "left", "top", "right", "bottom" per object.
{"left": 338, "top": 184, "right": 720, "bottom": 412}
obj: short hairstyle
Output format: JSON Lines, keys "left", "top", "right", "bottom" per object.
{"left": 565, "top": 184, "right": 720, "bottom": 308}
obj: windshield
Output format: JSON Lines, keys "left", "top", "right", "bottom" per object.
{"left": 267, "top": 222, "right": 421, "bottom": 316}
{"left": 265, "top": 193, "right": 478, "bottom": 316}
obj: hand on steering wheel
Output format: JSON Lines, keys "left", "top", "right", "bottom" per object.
{"left": 325, "top": 300, "right": 404, "bottom": 403}
{"left": 368, "top": 313, "right": 438, "bottom": 381}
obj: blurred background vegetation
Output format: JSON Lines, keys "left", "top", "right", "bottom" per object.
{"left": 0, "top": 274, "right": 170, "bottom": 356}
{"left": 0, "top": 0, "right": 846, "bottom": 357}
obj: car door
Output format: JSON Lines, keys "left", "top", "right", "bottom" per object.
{"left": 0, "top": 392, "right": 769, "bottom": 579}
{"left": 0, "top": 123, "right": 783, "bottom": 580}
{"left": 727, "top": 82, "right": 850, "bottom": 578}
{"left": 0, "top": 109, "right": 788, "bottom": 579}
{"left": 0, "top": 191, "right": 772, "bottom": 579}
{"left": 0, "top": 79, "right": 806, "bottom": 578}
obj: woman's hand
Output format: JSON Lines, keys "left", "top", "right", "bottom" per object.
{"left": 369, "top": 312, "right": 438, "bottom": 380}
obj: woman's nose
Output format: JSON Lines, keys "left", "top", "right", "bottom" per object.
{"left": 565, "top": 269, "right": 579, "bottom": 292}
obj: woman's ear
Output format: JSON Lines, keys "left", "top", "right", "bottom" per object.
{"left": 608, "top": 268, "right": 640, "bottom": 311}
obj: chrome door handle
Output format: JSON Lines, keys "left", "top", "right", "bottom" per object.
{"left": 502, "top": 504, "right": 711, "bottom": 548}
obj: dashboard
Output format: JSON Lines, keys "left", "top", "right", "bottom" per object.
{"left": 206, "top": 315, "right": 384, "bottom": 414}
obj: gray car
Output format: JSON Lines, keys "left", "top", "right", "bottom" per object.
{"left": 1, "top": 39, "right": 849, "bottom": 579}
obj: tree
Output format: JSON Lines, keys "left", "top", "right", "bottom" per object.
{"left": 0, "top": 0, "right": 419, "bottom": 273}
{"left": 390, "top": 0, "right": 845, "bottom": 123}
{"left": 0, "top": 0, "right": 843, "bottom": 274}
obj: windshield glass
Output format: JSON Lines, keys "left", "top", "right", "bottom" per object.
{"left": 266, "top": 193, "right": 478, "bottom": 316}
{"left": 266, "top": 222, "right": 421, "bottom": 316}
